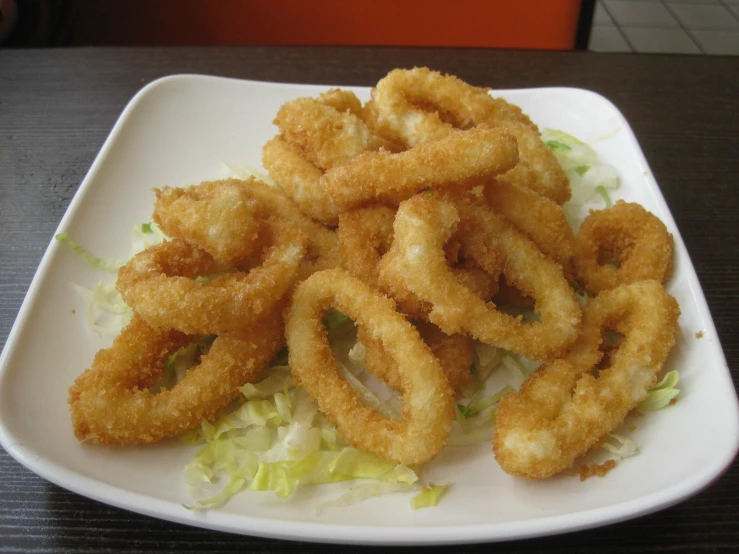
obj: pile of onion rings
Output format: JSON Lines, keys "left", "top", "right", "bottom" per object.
{"left": 68, "top": 67, "right": 681, "bottom": 485}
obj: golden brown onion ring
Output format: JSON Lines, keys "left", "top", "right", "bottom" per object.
{"left": 286, "top": 268, "right": 455, "bottom": 465}
{"left": 338, "top": 204, "right": 498, "bottom": 319}
{"left": 231, "top": 177, "right": 339, "bottom": 277}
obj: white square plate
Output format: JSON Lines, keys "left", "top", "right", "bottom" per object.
{"left": 1, "top": 75, "right": 737, "bottom": 545}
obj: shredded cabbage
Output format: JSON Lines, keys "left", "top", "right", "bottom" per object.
{"left": 542, "top": 129, "right": 620, "bottom": 227}
{"left": 601, "top": 433, "right": 639, "bottom": 458}
{"left": 411, "top": 484, "right": 450, "bottom": 510}
{"left": 638, "top": 370, "right": 680, "bottom": 411}
{"left": 55, "top": 232, "right": 122, "bottom": 272}
{"left": 184, "top": 365, "right": 418, "bottom": 509}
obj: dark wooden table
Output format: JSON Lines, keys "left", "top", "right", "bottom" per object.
{"left": 1, "top": 47, "right": 738, "bottom": 553}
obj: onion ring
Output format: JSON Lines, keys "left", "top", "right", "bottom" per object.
{"left": 117, "top": 220, "right": 307, "bottom": 334}
{"left": 319, "top": 125, "right": 519, "bottom": 212}
{"left": 153, "top": 180, "right": 263, "bottom": 264}
{"left": 493, "top": 280, "right": 680, "bottom": 479}
{"left": 378, "top": 192, "right": 581, "bottom": 360}
{"left": 366, "top": 67, "right": 536, "bottom": 148}
{"left": 68, "top": 311, "right": 285, "bottom": 445}
{"left": 285, "top": 268, "right": 455, "bottom": 465}
{"left": 574, "top": 201, "right": 674, "bottom": 295}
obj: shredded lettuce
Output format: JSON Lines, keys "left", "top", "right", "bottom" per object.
{"left": 411, "top": 484, "right": 450, "bottom": 510}
{"left": 55, "top": 232, "right": 122, "bottom": 272}
{"left": 184, "top": 364, "right": 416, "bottom": 509}
{"left": 601, "top": 433, "right": 638, "bottom": 458}
{"left": 638, "top": 370, "right": 680, "bottom": 411}
{"left": 71, "top": 281, "right": 132, "bottom": 335}
{"left": 316, "top": 482, "right": 417, "bottom": 515}
{"left": 542, "top": 128, "right": 620, "bottom": 225}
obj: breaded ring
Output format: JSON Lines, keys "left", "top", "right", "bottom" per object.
{"left": 484, "top": 178, "right": 575, "bottom": 276}
{"left": 574, "top": 201, "right": 673, "bottom": 295}
{"left": 492, "top": 121, "right": 571, "bottom": 205}
{"left": 117, "top": 221, "right": 307, "bottom": 334}
{"left": 262, "top": 136, "right": 341, "bottom": 225}
{"left": 493, "top": 280, "right": 680, "bottom": 479}
{"left": 153, "top": 180, "right": 263, "bottom": 264}
{"left": 359, "top": 321, "right": 474, "bottom": 393}
{"left": 319, "top": 126, "right": 518, "bottom": 213}
{"left": 232, "top": 177, "right": 340, "bottom": 276}
{"left": 367, "top": 67, "right": 536, "bottom": 147}
{"left": 338, "top": 204, "right": 499, "bottom": 319}
{"left": 286, "top": 268, "right": 455, "bottom": 465}
{"left": 68, "top": 311, "right": 284, "bottom": 445}
{"left": 378, "top": 193, "right": 581, "bottom": 361}
{"left": 274, "top": 96, "right": 389, "bottom": 171}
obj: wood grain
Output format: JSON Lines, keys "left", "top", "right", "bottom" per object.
{"left": 1, "top": 47, "right": 738, "bottom": 552}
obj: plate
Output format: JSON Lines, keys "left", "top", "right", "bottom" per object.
{"left": 0, "top": 74, "right": 737, "bottom": 546}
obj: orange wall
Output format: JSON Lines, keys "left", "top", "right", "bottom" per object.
{"left": 71, "top": 0, "right": 583, "bottom": 49}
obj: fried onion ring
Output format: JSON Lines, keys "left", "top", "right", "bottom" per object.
{"left": 574, "top": 201, "right": 674, "bottom": 295}
{"left": 286, "top": 268, "right": 455, "bottom": 465}
{"left": 319, "top": 125, "right": 519, "bottom": 212}
{"left": 68, "top": 311, "right": 284, "bottom": 445}
{"left": 117, "top": 221, "right": 307, "bottom": 334}
{"left": 493, "top": 280, "right": 680, "bottom": 479}
{"left": 378, "top": 193, "right": 581, "bottom": 360}
{"left": 153, "top": 180, "right": 263, "bottom": 264}
{"left": 367, "top": 67, "right": 536, "bottom": 147}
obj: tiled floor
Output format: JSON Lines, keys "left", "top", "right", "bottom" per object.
{"left": 589, "top": 0, "right": 739, "bottom": 54}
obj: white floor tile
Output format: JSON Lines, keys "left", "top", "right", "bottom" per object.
{"left": 667, "top": 3, "right": 739, "bottom": 29}
{"left": 621, "top": 27, "right": 702, "bottom": 51}
{"left": 589, "top": 25, "right": 633, "bottom": 51}
{"left": 594, "top": 1, "right": 614, "bottom": 25}
{"left": 690, "top": 29, "right": 739, "bottom": 52}
{"left": 602, "top": 1, "right": 680, "bottom": 26}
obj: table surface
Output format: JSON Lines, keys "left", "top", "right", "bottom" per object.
{"left": 1, "top": 46, "right": 738, "bottom": 553}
